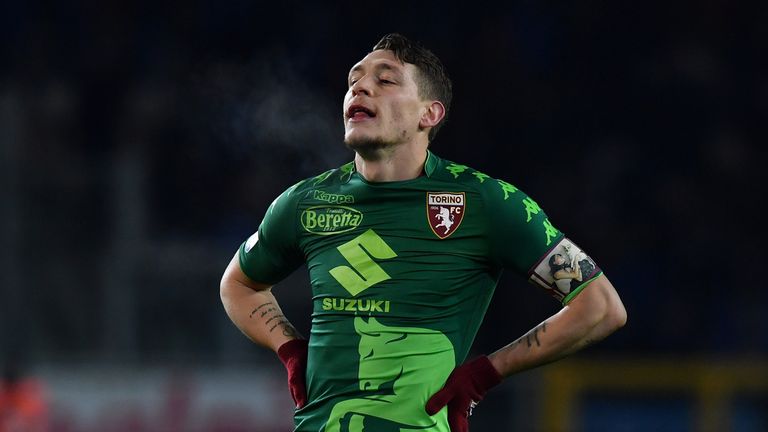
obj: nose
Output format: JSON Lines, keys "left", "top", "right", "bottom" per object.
{"left": 350, "top": 76, "right": 371, "bottom": 97}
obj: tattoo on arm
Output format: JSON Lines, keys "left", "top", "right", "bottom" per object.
{"left": 514, "top": 322, "right": 548, "bottom": 350}
{"left": 269, "top": 319, "right": 300, "bottom": 338}
{"left": 249, "top": 302, "right": 274, "bottom": 318}
{"left": 279, "top": 322, "right": 300, "bottom": 338}
{"left": 265, "top": 314, "right": 285, "bottom": 325}
{"left": 269, "top": 319, "right": 289, "bottom": 332}
{"left": 252, "top": 301, "right": 302, "bottom": 339}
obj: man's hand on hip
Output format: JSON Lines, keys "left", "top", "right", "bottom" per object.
{"left": 277, "top": 339, "right": 309, "bottom": 408}
{"left": 425, "top": 356, "right": 503, "bottom": 432}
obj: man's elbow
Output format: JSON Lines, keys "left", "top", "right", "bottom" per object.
{"left": 219, "top": 276, "right": 231, "bottom": 302}
{"left": 574, "top": 283, "right": 627, "bottom": 336}
{"left": 220, "top": 275, "right": 237, "bottom": 307}
{"left": 603, "top": 297, "right": 627, "bottom": 333}
{"left": 586, "top": 276, "right": 627, "bottom": 333}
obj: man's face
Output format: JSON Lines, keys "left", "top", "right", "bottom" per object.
{"left": 343, "top": 49, "right": 426, "bottom": 152}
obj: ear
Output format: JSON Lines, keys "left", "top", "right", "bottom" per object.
{"left": 419, "top": 101, "right": 446, "bottom": 130}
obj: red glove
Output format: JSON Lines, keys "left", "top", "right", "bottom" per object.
{"left": 425, "top": 356, "right": 503, "bottom": 432}
{"left": 277, "top": 339, "right": 309, "bottom": 408}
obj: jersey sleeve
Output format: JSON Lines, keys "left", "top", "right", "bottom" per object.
{"left": 238, "top": 183, "right": 305, "bottom": 285}
{"left": 482, "top": 178, "right": 602, "bottom": 305}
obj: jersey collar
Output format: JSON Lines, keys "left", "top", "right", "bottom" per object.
{"left": 342, "top": 150, "right": 438, "bottom": 183}
{"left": 423, "top": 150, "right": 438, "bottom": 177}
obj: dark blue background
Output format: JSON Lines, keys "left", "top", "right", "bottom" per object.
{"left": 1, "top": 0, "right": 765, "bottom": 365}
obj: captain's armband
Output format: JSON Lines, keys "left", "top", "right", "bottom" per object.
{"left": 527, "top": 237, "right": 602, "bottom": 305}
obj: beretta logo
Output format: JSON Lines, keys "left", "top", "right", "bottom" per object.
{"left": 426, "top": 192, "right": 466, "bottom": 239}
{"left": 301, "top": 205, "right": 363, "bottom": 235}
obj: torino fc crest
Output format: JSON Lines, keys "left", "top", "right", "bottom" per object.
{"left": 426, "top": 192, "right": 466, "bottom": 239}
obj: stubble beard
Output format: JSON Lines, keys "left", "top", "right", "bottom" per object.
{"left": 344, "top": 135, "right": 403, "bottom": 161}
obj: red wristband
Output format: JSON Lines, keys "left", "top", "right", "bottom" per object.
{"left": 277, "top": 339, "right": 307, "bottom": 365}
{"left": 465, "top": 355, "right": 503, "bottom": 395}
{"left": 277, "top": 339, "right": 309, "bottom": 409}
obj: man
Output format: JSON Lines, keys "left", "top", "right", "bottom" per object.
{"left": 220, "top": 33, "right": 626, "bottom": 432}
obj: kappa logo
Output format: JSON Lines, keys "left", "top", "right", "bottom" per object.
{"left": 426, "top": 192, "right": 466, "bottom": 239}
{"left": 311, "top": 190, "right": 355, "bottom": 204}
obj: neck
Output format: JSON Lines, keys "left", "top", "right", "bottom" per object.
{"left": 354, "top": 143, "right": 429, "bottom": 182}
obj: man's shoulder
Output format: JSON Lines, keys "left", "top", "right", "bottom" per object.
{"left": 429, "top": 153, "right": 519, "bottom": 199}
{"left": 276, "top": 162, "right": 355, "bottom": 201}
{"left": 304, "top": 161, "right": 356, "bottom": 188}
{"left": 429, "top": 154, "right": 486, "bottom": 185}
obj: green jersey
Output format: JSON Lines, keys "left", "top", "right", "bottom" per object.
{"left": 239, "top": 151, "right": 601, "bottom": 432}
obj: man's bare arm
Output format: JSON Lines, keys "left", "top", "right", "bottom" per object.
{"left": 488, "top": 274, "right": 626, "bottom": 377}
{"left": 220, "top": 252, "right": 302, "bottom": 352}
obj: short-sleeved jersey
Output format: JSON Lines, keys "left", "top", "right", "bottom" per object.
{"left": 239, "top": 151, "right": 602, "bottom": 432}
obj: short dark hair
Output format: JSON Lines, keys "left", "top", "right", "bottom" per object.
{"left": 372, "top": 33, "right": 452, "bottom": 142}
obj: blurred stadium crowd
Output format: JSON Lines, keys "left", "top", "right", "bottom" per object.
{"left": 0, "top": 1, "right": 765, "bottom": 431}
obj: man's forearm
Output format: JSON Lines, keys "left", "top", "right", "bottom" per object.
{"left": 488, "top": 275, "right": 626, "bottom": 377}
{"left": 220, "top": 277, "right": 302, "bottom": 352}
{"left": 488, "top": 307, "right": 601, "bottom": 377}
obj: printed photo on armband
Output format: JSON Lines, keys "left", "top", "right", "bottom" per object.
{"left": 528, "top": 238, "right": 601, "bottom": 300}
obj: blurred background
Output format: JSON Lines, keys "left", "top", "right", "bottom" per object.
{"left": 0, "top": 1, "right": 766, "bottom": 431}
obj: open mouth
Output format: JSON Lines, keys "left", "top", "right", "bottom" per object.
{"left": 347, "top": 104, "right": 376, "bottom": 121}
